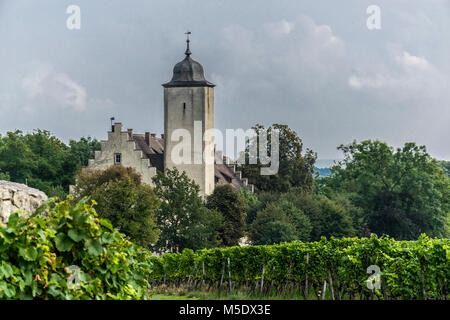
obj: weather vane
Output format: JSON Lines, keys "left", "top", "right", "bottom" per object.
{"left": 185, "top": 31, "right": 192, "bottom": 56}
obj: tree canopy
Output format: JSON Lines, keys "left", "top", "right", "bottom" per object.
{"left": 73, "top": 166, "right": 160, "bottom": 248}
{"left": 238, "top": 124, "right": 317, "bottom": 193}
{"left": 0, "top": 130, "right": 80, "bottom": 196}
{"left": 152, "top": 168, "right": 222, "bottom": 253}
{"left": 320, "top": 140, "right": 450, "bottom": 239}
{"left": 206, "top": 184, "right": 246, "bottom": 247}
{"left": 69, "top": 136, "right": 101, "bottom": 167}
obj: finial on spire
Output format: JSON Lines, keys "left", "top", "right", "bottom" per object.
{"left": 185, "top": 31, "right": 192, "bottom": 56}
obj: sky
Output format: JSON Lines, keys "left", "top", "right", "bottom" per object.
{"left": 0, "top": 0, "right": 449, "bottom": 161}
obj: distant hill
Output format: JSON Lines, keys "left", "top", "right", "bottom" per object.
{"left": 314, "top": 167, "right": 331, "bottom": 177}
{"left": 313, "top": 159, "right": 340, "bottom": 178}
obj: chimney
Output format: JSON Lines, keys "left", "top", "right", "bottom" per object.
{"left": 161, "top": 134, "right": 165, "bottom": 140}
{"left": 151, "top": 133, "right": 156, "bottom": 137}
{"left": 127, "top": 128, "right": 133, "bottom": 140}
{"left": 112, "top": 123, "right": 122, "bottom": 133}
{"left": 216, "top": 150, "right": 223, "bottom": 163}
{"left": 145, "top": 132, "right": 150, "bottom": 146}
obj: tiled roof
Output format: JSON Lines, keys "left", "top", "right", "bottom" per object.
{"left": 132, "top": 134, "right": 250, "bottom": 192}
{"left": 132, "top": 134, "right": 164, "bottom": 172}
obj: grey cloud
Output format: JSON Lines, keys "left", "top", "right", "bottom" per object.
{"left": 21, "top": 63, "right": 87, "bottom": 112}
{"left": 0, "top": 0, "right": 449, "bottom": 160}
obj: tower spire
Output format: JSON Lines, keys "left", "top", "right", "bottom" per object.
{"left": 185, "top": 31, "right": 192, "bottom": 56}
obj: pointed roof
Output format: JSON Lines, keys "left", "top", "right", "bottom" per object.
{"left": 162, "top": 33, "right": 215, "bottom": 88}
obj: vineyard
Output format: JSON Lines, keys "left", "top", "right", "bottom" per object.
{"left": 149, "top": 236, "right": 450, "bottom": 300}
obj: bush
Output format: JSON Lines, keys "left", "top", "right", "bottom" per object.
{"left": 0, "top": 198, "right": 153, "bottom": 300}
{"left": 249, "top": 203, "right": 298, "bottom": 245}
{"left": 73, "top": 166, "right": 160, "bottom": 248}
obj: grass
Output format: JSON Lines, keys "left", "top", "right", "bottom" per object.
{"left": 147, "top": 284, "right": 337, "bottom": 300}
{"left": 149, "top": 294, "right": 200, "bottom": 300}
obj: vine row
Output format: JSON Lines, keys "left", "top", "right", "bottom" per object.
{"left": 149, "top": 235, "right": 449, "bottom": 300}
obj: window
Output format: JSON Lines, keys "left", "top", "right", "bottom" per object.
{"left": 183, "top": 102, "right": 186, "bottom": 111}
{"left": 114, "top": 153, "right": 121, "bottom": 165}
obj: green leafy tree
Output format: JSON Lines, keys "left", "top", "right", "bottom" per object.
{"left": 69, "top": 136, "right": 101, "bottom": 167}
{"left": 0, "top": 131, "right": 35, "bottom": 184}
{"left": 238, "top": 124, "right": 317, "bottom": 193}
{"left": 239, "top": 187, "right": 263, "bottom": 226}
{"left": 206, "top": 184, "right": 246, "bottom": 247}
{"left": 279, "top": 190, "right": 355, "bottom": 241}
{"left": 152, "top": 168, "right": 222, "bottom": 253}
{"left": 439, "top": 160, "right": 450, "bottom": 177}
{"left": 249, "top": 203, "right": 298, "bottom": 245}
{"left": 277, "top": 200, "right": 312, "bottom": 241}
{"left": 0, "top": 130, "right": 80, "bottom": 195}
{"left": 323, "top": 140, "right": 450, "bottom": 239}
{"left": 73, "top": 166, "right": 160, "bottom": 248}
{"left": 0, "top": 171, "right": 9, "bottom": 181}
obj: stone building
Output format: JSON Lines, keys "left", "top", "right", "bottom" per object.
{"left": 88, "top": 37, "right": 253, "bottom": 197}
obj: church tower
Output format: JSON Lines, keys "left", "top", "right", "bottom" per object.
{"left": 162, "top": 34, "right": 215, "bottom": 197}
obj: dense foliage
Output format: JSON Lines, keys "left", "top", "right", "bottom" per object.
{"left": 250, "top": 201, "right": 312, "bottom": 245}
{"left": 149, "top": 235, "right": 449, "bottom": 300}
{"left": 440, "top": 161, "right": 450, "bottom": 177}
{"left": 73, "top": 166, "right": 160, "bottom": 248}
{"left": 0, "top": 198, "right": 153, "bottom": 300}
{"left": 246, "top": 189, "right": 355, "bottom": 243}
{"left": 206, "top": 185, "right": 246, "bottom": 247}
{"left": 238, "top": 124, "right": 317, "bottom": 193}
{"left": 318, "top": 140, "right": 450, "bottom": 239}
{"left": 250, "top": 203, "right": 299, "bottom": 245}
{"left": 0, "top": 171, "right": 9, "bottom": 181}
{"left": 69, "top": 137, "right": 101, "bottom": 167}
{"left": 152, "top": 168, "right": 223, "bottom": 253}
{"left": 0, "top": 130, "right": 80, "bottom": 196}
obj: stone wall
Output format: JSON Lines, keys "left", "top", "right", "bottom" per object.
{"left": 0, "top": 181, "right": 48, "bottom": 224}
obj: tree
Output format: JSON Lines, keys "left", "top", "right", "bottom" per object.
{"left": 239, "top": 187, "right": 262, "bottom": 226}
{"left": 439, "top": 161, "right": 450, "bottom": 177}
{"left": 73, "top": 166, "right": 160, "bottom": 248}
{"left": 0, "top": 171, "right": 9, "bottom": 181}
{"left": 0, "top": 130, "right": 80, "bottom": 196}
{"left": 238, "top": 124, "right": 317, "bottom": 193}
{"left": 249, "top": 203, "right": 298, "bottom": 245}
{"left": 152, "top": 168, "right": 222, "bottom": 253}
{"left": 69, "top": 136, "right": 101, "bottom": 167}
{"left": 277, "top": 200, "right": 312, "bottom": 241}
{"left": 278, "top": 190, "right": 355, "bottom": 241}
{"left": 206, "top": 184, "right": 246, "bottom": 247}
{"left": 323, "top": 140, "right": 450, "bottom": 239}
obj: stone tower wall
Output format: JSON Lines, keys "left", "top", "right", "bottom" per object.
{"left": 164, "top": 86, "right": 215, "bottom": 197}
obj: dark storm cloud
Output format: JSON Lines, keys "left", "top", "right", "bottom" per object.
{"left": 0, "top": 0, "right": 449, "bottom": 160}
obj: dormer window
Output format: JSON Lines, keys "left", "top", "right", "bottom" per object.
{"left": 114, "top": 153, "right": 122, "bottom": 165}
